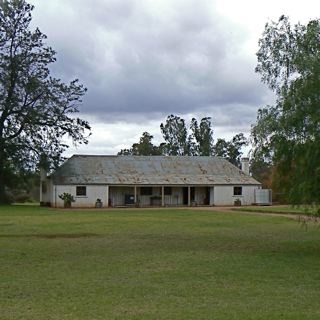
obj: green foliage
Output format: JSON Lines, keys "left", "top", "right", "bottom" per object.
{"left": 213, "top": 133, "right": 248, "bottom": 167}
{"left": 160, "top": 114, "right": 190, "bottom": 155}
{"left": 6, "top": 170, "right": 40, "bottom": 203}
{"left": 250, "top": 157, "right": 273, "bottom": 189}
{"left": 58, "top": 192, "right": 74, "bottom": 207}
{"left": 0, "top": 0, "right": 90, "bottom": 203}
{"left": 120, "top": 114, "right": 247, "bottom": 162}
{"left": 160, "top": 115, "right": 215, "bottom": 156}
{"left": 190, "top": 117, "right": 213, "bottom": 156}
{"left": 252, "top": 16, "right": 320, "bottom": 204}
{"left": 58, "top": 193, "right": 74, "bottom": 201}
{"left": 118, "top": 132, "right": 162, "bottom": 156}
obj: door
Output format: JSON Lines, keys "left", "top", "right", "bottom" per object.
{"left": 183, "top": 187, "right": 188, "bottom": 205}
{"left": 204, "top": 187, "right": 210, "bottom": 205}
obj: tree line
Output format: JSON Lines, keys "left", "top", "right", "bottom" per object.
{"left": 118, "top": 115, "right": 248, "bottom": 167}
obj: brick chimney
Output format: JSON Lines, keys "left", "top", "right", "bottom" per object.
{"left": 241, "top": 157, "right": 250, "bottom": 175}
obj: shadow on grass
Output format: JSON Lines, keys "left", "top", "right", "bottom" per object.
{"left": 0, "top": 233, "right": 99, "bottom": 239}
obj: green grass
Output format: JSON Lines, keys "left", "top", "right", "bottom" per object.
{"left": 1, "top": 205, "right": 320, "bottom": 319}
{"left": 232, "top": 205, "right": 315, "bottom": 215}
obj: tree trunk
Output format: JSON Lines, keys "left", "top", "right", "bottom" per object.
{"left": 0, "top": 150, "right": 8, "bottom": 204}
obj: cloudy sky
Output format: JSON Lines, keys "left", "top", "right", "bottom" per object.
{"left": 28, "top": 0, "right": 319, "bottom": 155}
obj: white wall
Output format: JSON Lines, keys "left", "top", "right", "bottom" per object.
{"left": 52, "top": 185, "right": 108, "bottom": 208}
{"left": 213, "top": 185, "right": 259, "bottom": 206}
{"left": 51, "top": 184, "right": 260, "bottom": 207}
{"left": 40, "top": 178, "right": 52, "bottom": 204}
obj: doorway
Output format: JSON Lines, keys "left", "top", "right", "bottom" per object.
{"left": 204, "top": 187, "right": 210, "bottom": 205}
{"left": 182, "top": 187, "right": 195, "bottom": 205}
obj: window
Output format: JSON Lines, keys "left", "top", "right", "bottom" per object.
{"left": 164, "top": 187, "right": 172, "bottom": 195}
{"left": 76, "top": 186, "right": 87, "bottom": 196}
{"left": 233, "top": 186, "right": 242, "bottom": 196}
{"left": 140, "top": 187, "right": 152, "bottom": 195}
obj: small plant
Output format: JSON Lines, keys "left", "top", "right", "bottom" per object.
{"left": 234, "top": 198, "right": 242, "bottom": 206}
{"left": 59, "top": 193, "right": 75, "bottom": 208}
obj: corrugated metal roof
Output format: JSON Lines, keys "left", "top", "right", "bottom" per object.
{"left": 51, "top": 155, "right": 261, "bottom": 186}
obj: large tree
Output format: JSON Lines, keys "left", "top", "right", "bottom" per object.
{"left": 160, "top": 115, "right": 215, "bottom": 156}
{"left": 190, "top": 117, "right": 213, "bottom": 156}
{"left": 213, "top": 133, "right": 248, "bottom": 167}
{"left": 0, "top": 0, "right": 90, "bottom": 203}
{"left": 252, "top": 16, "right": 320, "bottom": 204}
{"left": 160, "top": 114, "right": 189, "bottom": 155}
{"left": 118, "top": 132, "right": 162, "bottom": 156}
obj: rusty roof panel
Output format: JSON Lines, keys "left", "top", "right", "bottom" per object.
{"left": 51, "top": 155, "right": 261, "bottom": 186}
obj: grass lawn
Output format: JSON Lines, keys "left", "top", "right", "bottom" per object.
{"left": 232, "top": 205, "right": 316, "bottom": 215}
{"left": 1, "top": 205, "right": 320, "bottom": 320}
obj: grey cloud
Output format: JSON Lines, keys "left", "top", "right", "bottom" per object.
{"left": 29, "top": 0, "right": 268, "bottom": 130}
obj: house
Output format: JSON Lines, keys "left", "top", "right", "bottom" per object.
{"left": 40, "top": 155, "right": 261, "bottom": 208}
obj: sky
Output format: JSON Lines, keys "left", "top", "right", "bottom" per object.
{"left": 28, "top": 0, "right": 320, "bottom": 156}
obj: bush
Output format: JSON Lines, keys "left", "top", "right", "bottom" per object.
{"left": 59, "top": 193, "right": 75, "bottom": 208}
